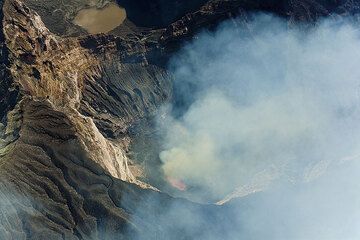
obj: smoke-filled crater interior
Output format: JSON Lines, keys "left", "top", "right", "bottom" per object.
{"left": 1, "top": 0, "right": 360, "bottom": 239}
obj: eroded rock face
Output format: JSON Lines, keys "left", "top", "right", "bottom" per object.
{"left": 0, "top": 1, "right": 178, "bottom": 238}
{"left": 160, "top": 0, "right": 360, "bottom": 45}
{"left": 2, "top": 0, "right": 140, "bottom": 182}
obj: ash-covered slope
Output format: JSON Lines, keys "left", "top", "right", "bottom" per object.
{"left": 0, "top": 0, "right": 184, "bottom": 239}
{"left": 0, "top": 0, "right": 360, "bottom": 239}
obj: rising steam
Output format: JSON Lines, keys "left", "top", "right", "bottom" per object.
{"left": 159, "top": 15, "right": 360, "bottom": 201}
{"left": 119, "top": 14, "right": 360, "bottom": 240}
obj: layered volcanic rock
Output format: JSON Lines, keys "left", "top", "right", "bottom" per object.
{"left": 0, "top": 0, "right": 178, "bottom": 238}
{"left": 1, "top": 0, "right": 360, "bottom": 239}
{"left": 2, "top": 0, "right": 139, "bottom": 182}
{"left": 160, "top": 0, "right": 360, "bottom": 46}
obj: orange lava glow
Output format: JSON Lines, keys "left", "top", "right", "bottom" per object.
{"left": 167, "top": 176, "right": 187, "bottom": 191}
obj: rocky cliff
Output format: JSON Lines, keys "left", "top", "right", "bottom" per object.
{"left": 0, "top": 0, "right": 173, "bottom": 238}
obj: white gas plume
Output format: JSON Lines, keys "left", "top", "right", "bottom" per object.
{"left": 159, "top": 15, "right": 360, "bottom": 201}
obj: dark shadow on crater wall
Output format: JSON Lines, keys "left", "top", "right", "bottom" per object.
{"left": 115, "top": 0, "right": 209, "bottom": 27}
